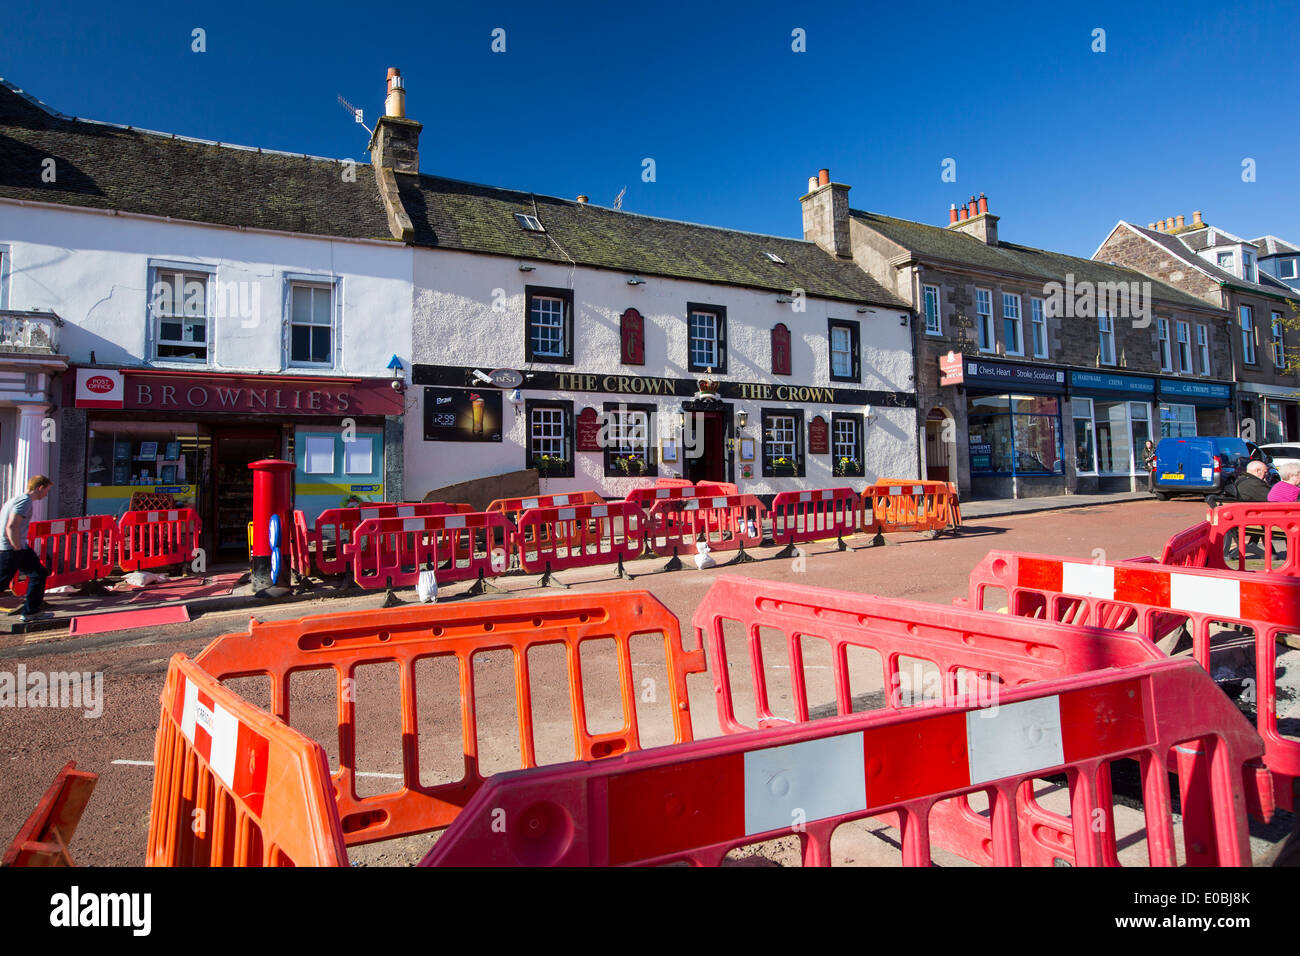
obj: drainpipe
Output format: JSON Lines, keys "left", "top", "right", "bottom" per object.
{"left": 912, "top": 266, "right": 925, "bottom": 481}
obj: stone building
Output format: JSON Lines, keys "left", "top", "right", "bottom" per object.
{"left": 1095, "top": 216, "right": 1300, "bottom": 443}
{"left": 799, "top": 180, "right": 1236, "bottom": 499}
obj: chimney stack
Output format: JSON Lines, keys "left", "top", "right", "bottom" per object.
{"left": 1176, "top": 214, "right": 1185, "bottom": 229}
{"left": 946, "top": 189, "right": 999, "bottom": 245}
{"left": 800, "top": 168, "right": 852, "bottom": 258}
{"left": 368, "top": 67, "right": 423, "bottom": 241}
{"left": 576, "top": 195, "right": 588, "bottom": 204}
{"left": 1193, "top": 210, "right": 1203, "bottom": 226}
{"left": 1165, "top": 217, "right": 1175, "bottom": 232}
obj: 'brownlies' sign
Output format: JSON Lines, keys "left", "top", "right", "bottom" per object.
{"left": 114, "top": 372, "right": 403, "bottom": 416}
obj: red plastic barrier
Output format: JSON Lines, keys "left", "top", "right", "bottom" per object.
{"left": 290, "top": 510, "right": 312, "bottom": 577}
{"left": 653, "top": 477, "right": 694, "bottom": 488}
{"left": 12, "top": 515, "right": 118, "bottom": 596}
{"left": 646, "top": 494, "right": 765, "bottom": 558}
{"left": 3, "top": 760, "right": 97, "bottom": 866}
{"left": 119, "top": 508, "right": 201, "bottom": 573}
{"left": 484, "top": 491, "right": 604, "bottom": 523}
{"left": 625, "top": 485, "right": 709, "bottom": 507}
{"left": 310, "top": 503, "right": 471, "bottom": 576}
{"left": 695, "top": 481, "right": 739, "bottom": 496}
{"left": 421, "top": 655, "right": 1260, "bottom": 867}
{"left": 1161, "top": 520, "right": 1216, "bottom": 570}
{"left": 963, "top": 550, "right": 1300, "bottom": 818}
{"left": 515, "top": 501, "right": 646, "bottom": 573}
{"left": 351, "top": 511, "right": 514, "bottom": 589}
{"left": 770, "top": 488, "right": 862, "bottom": 547}
{"left": 1208, "top": 503, "right": 1300, "bottom": 574}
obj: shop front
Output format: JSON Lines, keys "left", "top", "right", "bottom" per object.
{"left": 958, "top": 359, "right": 1067, "bottom": 500}
{"left": 66, "top": 368, "right": 404, "bottom": 559}
{"left": 1237, "top": 382, "right": 1300, "bottom": 444}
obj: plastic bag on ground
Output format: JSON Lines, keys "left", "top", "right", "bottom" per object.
{"left": 417, "top": 569, "right": 439, "bottom": 603}
{"left": 124, "top": 571, "right": 170, "bottom": 587}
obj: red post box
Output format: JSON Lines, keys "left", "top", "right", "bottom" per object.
{"left": 249, "top": 459, "right": 295, "bottom": 592}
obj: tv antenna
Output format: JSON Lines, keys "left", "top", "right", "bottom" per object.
{"left": 337, "top": 95, "right": 373, "bottom": 137}
{"left": 613, "top": 186, "right": 627, "bottom": 210}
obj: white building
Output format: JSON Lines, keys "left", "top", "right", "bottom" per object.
{"left": 0, "top": 79, "right": 412, "bottom": 550}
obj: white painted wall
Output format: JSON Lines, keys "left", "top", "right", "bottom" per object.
{"left": 0, "top": 201, "right": 413, "bottom": 377}
{"left": 408, "top": 249, "right": 917, "bottom": 498}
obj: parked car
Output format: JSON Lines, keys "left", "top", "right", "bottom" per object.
{"left": 1151, "top": 436, "right": 1258, "bottom": 499}
{"left": 1260, "top": 443, "right": 1300, "bottom": 472}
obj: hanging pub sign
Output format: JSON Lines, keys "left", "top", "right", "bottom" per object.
{"left": 423, "top": 387, "right": 503, "bottom": 442}
{"left": 809, "top": 415, "right": 829, "bottom": 454}
{"left": 620, "top": 309, "right": 645, "bottom": 366}
{"left": 576, "top": 407, "right": 603, "bottom": 451}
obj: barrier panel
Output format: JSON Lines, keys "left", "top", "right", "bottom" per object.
{"left": 3, "top": 761, "right": 97, "bottom": 867}
{"left": 310, "top": 503, "right": 471, "bottom": 576}
{"left": 514, "top": 501, "right": 646, "bottom": 575}
{"left": 695, "top": 481, "right": 739, "bottom": 496}
{"left": 1161, "top": 520, "right": 1216, "bottom": 570}
{"left": 646, "top": 494, "right": 765, "bottom": 561}
{"left": 689, "top": 575, "right": 1262, "bottom": 867}
{"left": 484, "top": 491, "right": 605, "bottom": 525}
{"left": 11, "top": 515, "right": 119, "bottom": 596}
{"left": 653, "top": 477, "right": 694, "bottom": 488}
{"left": 290, "top": 510, "right": 312, "bottom": 577}
{"left": 770, "top": 488, "right": 862, "bottom": 551}
{"left": 350, "top": 511, "right": 513, "bottom": 589}
{"left": 625, "top": 485, "right": 709, "bottom": 507}
{"left": 188, "top": 592, "right": 705, "bottom": 850}
{"left": 863, "top": 479, "right": 962, "bottom": 538}
{"left": 1208, "top": 503, "right": 1300, "bottom": 574}
{"left": 963, "top": 550, "right": 1300, "bottom": 818}
{"left": 119, "top": 508, "right": 201, "bottom": 573}
{"left": 147, "top": 655, "right": 348, "bottom": 866}
{"left": 421, "top": 655, "right": 1260, "bottom": 867}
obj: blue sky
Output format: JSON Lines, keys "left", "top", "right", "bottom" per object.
{"left": 3, "top": 0, "right": 1296, "bottom": 256}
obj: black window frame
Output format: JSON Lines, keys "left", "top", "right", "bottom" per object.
{"left": 686, "top": 302, "right": 728, "bottom": 373}
{"left": 761, "top": 408, "right": 806, "bottom": 478}
{"left": 601, "top": 401, "right": 659, "bottom": 478}
{"left": 524, "top": 285, "right": 575, "bottom": 365}
{"left": 828, "top": 317, "right": 861, "bottom": 383}
{"left": 829, "top": 412, "right": 865, "bottom": 478}
{"left": 524, "top": 398, "right": 574, "bottom": 477}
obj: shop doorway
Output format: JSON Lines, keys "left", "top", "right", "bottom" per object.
{"left": 212, "top": 427, "right": 282, "bottom": 560}
{"left": 925, "top": 407, "right": 954, "bottom": 482}
{"left": 683, "top": 403, "right": 730, "bottom": 484}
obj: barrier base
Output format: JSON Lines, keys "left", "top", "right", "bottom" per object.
{"left": 615, "top": 555, "right": 635, "bottom": 580}
{"left": 465, "top": 570, "right": 506, "bottom": 596}
{"left": 381, "top": 583, "right": 405, "bottom": 608}
{"left": 837, "top": 532, "right": 850, "bottom": 552}
{"left": 774, "top": 541, "right": 798, "bottom": 560}
{"left": 76, "top": 579, "right": 113, "bottom": 596}
{"left": 662, "top": 549, "right": 683, "bottom": 572}
{"left": 871, "top": 531, "right": 887, "bottom": 547}
{"left": 725, "top": 542, "right": 757, "bottom": 566}
{"left": 537, "top": 564, "right": 570, "bottom": 589}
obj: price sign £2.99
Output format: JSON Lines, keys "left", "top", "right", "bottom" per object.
{"left": 422, "top": 387, "right": 504, "bottom": 443}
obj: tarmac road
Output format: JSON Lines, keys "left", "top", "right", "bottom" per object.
{"left": 1, "top": 498, "right": 1292, "bottom": 867}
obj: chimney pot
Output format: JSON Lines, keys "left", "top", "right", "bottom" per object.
{"left": 1166, "top": 217, "right": 1175, "bottom": 232}
{"left": 384, "top": 67, "right": 406, "bottom": 118}
{"left": 948, "top": 203, "right": 958, "bottom": 225}
{"left": 978, "top": 193, "right": 988, "bottom": 215}
{"left": 960, "top": 204, "right": 969, "bottom": 221}
{"left": 818, "top": 169, "right": 830, "bottom": 187}
{"left": 1156, "top": 221, "right": 1165, "bottom": 232}
{"left": 807, "top": 176, "right": 818, "bottom": 193}
{"left": 1176, "top": 214, "right": 1185, "bottom": 229}
{"left": 1193, "top": 210, "right": 1203, "bottom": 226}
{"left": 576, "top": 195, "right": 588, "bottom": 204}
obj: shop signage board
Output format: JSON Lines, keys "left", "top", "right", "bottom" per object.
{"left": 938, "top": 351, "right": 964, "bottom": 386}
{"left": 576, "top": 407, "right": 603, "bottom": 451}
{"left": 1069, "top": 371, "right": 1155, "bottom": 395}
{"left": 422, "top": 387, "right": 503, "bottom": 442}
{"left": 1158, "top": 379, "right": 1232, "bottom": 403}
{"left": 963, "top": 359, "right": 1065, "bottom": 392}
{"left": 809, "top": 415, "right": 829, "bottom": 454}
{"left": 74, "top": 369, "right": 125, "bottom": 409}
{"left": 81, "top": 370, "right": 405, "bottom": 416}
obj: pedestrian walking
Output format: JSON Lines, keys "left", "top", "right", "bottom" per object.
{"left": 1142, "top": 440, "right": 1157, "bottom": 493}
{"left": 0, "top": 475, "right": 54, "bottom": 622}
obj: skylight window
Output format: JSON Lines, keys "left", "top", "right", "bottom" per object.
{"left": 514, "top": 213, "right": 545, "bottom": 232}
{"left": 764, "top": 252, "right": 785, "bottom": 264}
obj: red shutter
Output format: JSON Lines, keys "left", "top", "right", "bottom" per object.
{"left": 772, "top": 323, "right": 791, "bottom": 376}
{"left": 621, "top": 308, "right": 645, "bottom": 365}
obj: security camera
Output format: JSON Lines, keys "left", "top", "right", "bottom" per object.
{"left": 471, "top": 369, "right": 493, "bottom": 384}
{"left": 391, "top": 379, "right": 406, "bottom": 392}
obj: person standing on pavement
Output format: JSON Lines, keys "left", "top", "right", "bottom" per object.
{"left": 1142, "top": 440, "right": 1157, "bottom": 493}
{"left": 1268, "top": 462, "right": 1300, "bottom": 502}
{"left": 0, "top": 475, "right": 53, "bottom": 622}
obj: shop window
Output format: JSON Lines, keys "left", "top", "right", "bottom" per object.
{"left": 1196, "top": 324, "right": 1211, "bottom": 376}
{"left": 1240, "top": 305, "right": 1256, "bottom": 365}
{"left": 525, "top": 399, "right": 574, "bottom": 477}
{"left": 1157, "top": 319, "right": 1172, "bottom": 372}
{"left": 1159, "top": 403, "right": 1198, "bottom": 438}
{"left": 86, "top": 426, "right": 201, "bottom": 504}
{"left": 923, "top": 286, "right": 941, "bottom": 336}
{"left": 150, "top": 266, "right": 211, "bottom": 362}
{"left": 975, "top": 289, "right": 994, "bottom": 352}
{"left": 830, "top": 413, "right": 864, "bottom": 478}
{"left": 1131, "top": 403, "right": 1151, "bottom": 465}
{"left": 525, "top": 287, "right": 574, "bottom": 364}
{"left": 1098, "top": 313, "right": 1116, "bottom": 366}
{"left": 602, "top": 402, "right": 657, "bottom": 477}
{"left": 303, "top": 435, "right": 335, "bottom": 474}
{"left": 968, "top": 394, "right": 1063, "bottom": 476}
{"left": 1175, "top": 321, "right": 1192, "bottom": 373}
{"left": 828, "top": 319, "right": 860, "bottom": 382}
{"left": 761, "top": 409, "right": 805, "bottom": 477}
{"left": 289, "top": 282, "right": 334, "bottom": 366}
{"left": 1072, "top": 398, "right": 1096, "bottom": 474}
{"left": 688, "top": 303, "right": 727, "bottom": 373}
{"left": 343, "top": 436, "right": 373, "bottom": 475}
{"left": 1030, "top": 297, "right": 1048, "bottom": 357}
{"left": 1002, "top": 294, "right": 1023, "bottom": 356}
{"left": 0, "top": 244, "right": 10, "bottom": 309}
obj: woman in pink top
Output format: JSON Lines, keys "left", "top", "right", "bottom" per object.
{"left": 1267, "top": 462, "right": 1300, "bottom": 502}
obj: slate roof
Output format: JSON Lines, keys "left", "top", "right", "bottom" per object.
{"left": 850, "top": 210, "right": 1215, "bottom": 311}
{"left": 0, "top": 79, "right": 394, "bottom": 241}
{"left": 0, "top": 78, "right": 905, "bottom": 308}
{"left": 1121, "top": 223, "right": 1300, "bottom": 301}
{"left": 399, "top": 176, "right": 905, "bottom": 306}
{"left": 1252, "top": 235, "right": 1300, "bottom": 257}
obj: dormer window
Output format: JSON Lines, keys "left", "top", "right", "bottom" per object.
{"left": 514, "top": 213, "right": 545, "bottom": 232}
{"left": 1217, "top": 251, "right": 1234, "bottom": 273}
{"left": 1243, "top": 251, "right": 1256, "bottom": 283}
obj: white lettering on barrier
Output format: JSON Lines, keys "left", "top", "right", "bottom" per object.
{"left": 1170, "top": 572, "right": 1240, "bottom": 618}
{"left": 559, "top": 508, "right": 576, "bottom": 521}
{"left": 1062, "top": 562, "right": 1115, "bottom": 599}
{"left": 444, "top": 515, "right": 467, "bottom": 529}
{"left": 966, "top": 696, "right": 1064, "bottom": 784}
{"left": 592, "top": 505, "right": 608, "bottom": 518}
{"left": 743, "top": 733, "right": 866, "bottom": 835}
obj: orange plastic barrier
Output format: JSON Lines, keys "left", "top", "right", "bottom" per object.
{"left": 963, "top": 550, "right": 1300, "bottom": 818}
{"left": 119, "top": 508, "right": 201, "bottom": 573}
{"left": 3, "top": 761, "right": 97, "bottom": 867}
{"left": 11, "top": 515, "right": 118, "bottom": 597}
{"left": 645, "top": 494, "right": 765, "bottom": 561}
{"left": 147, "top": 655, "right": 347, "bottom": 866}
{"left": 770, "top": 488, "right": 861, "bottom": 552}
{"left": 514, "top": 501, "right": 646, "bottom": 575}
{"left": 351, "top": 511, "right": 513, "bottom": 589}
{"left": 421, "top": 654, "right": 1260, "bottom": 867}
{"left": 187, "top": 592, "right": 706, "bottom": 851}
{"left": 863, "top": 479, "right": 962, "bottom": 538}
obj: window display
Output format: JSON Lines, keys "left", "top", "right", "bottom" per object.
{"left": 968, "top": 394, "right": 1063, "bottom": 476}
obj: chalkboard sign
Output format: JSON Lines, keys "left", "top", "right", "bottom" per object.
{"left": 809, "top": 415, "right": 829, "bottom": 455}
